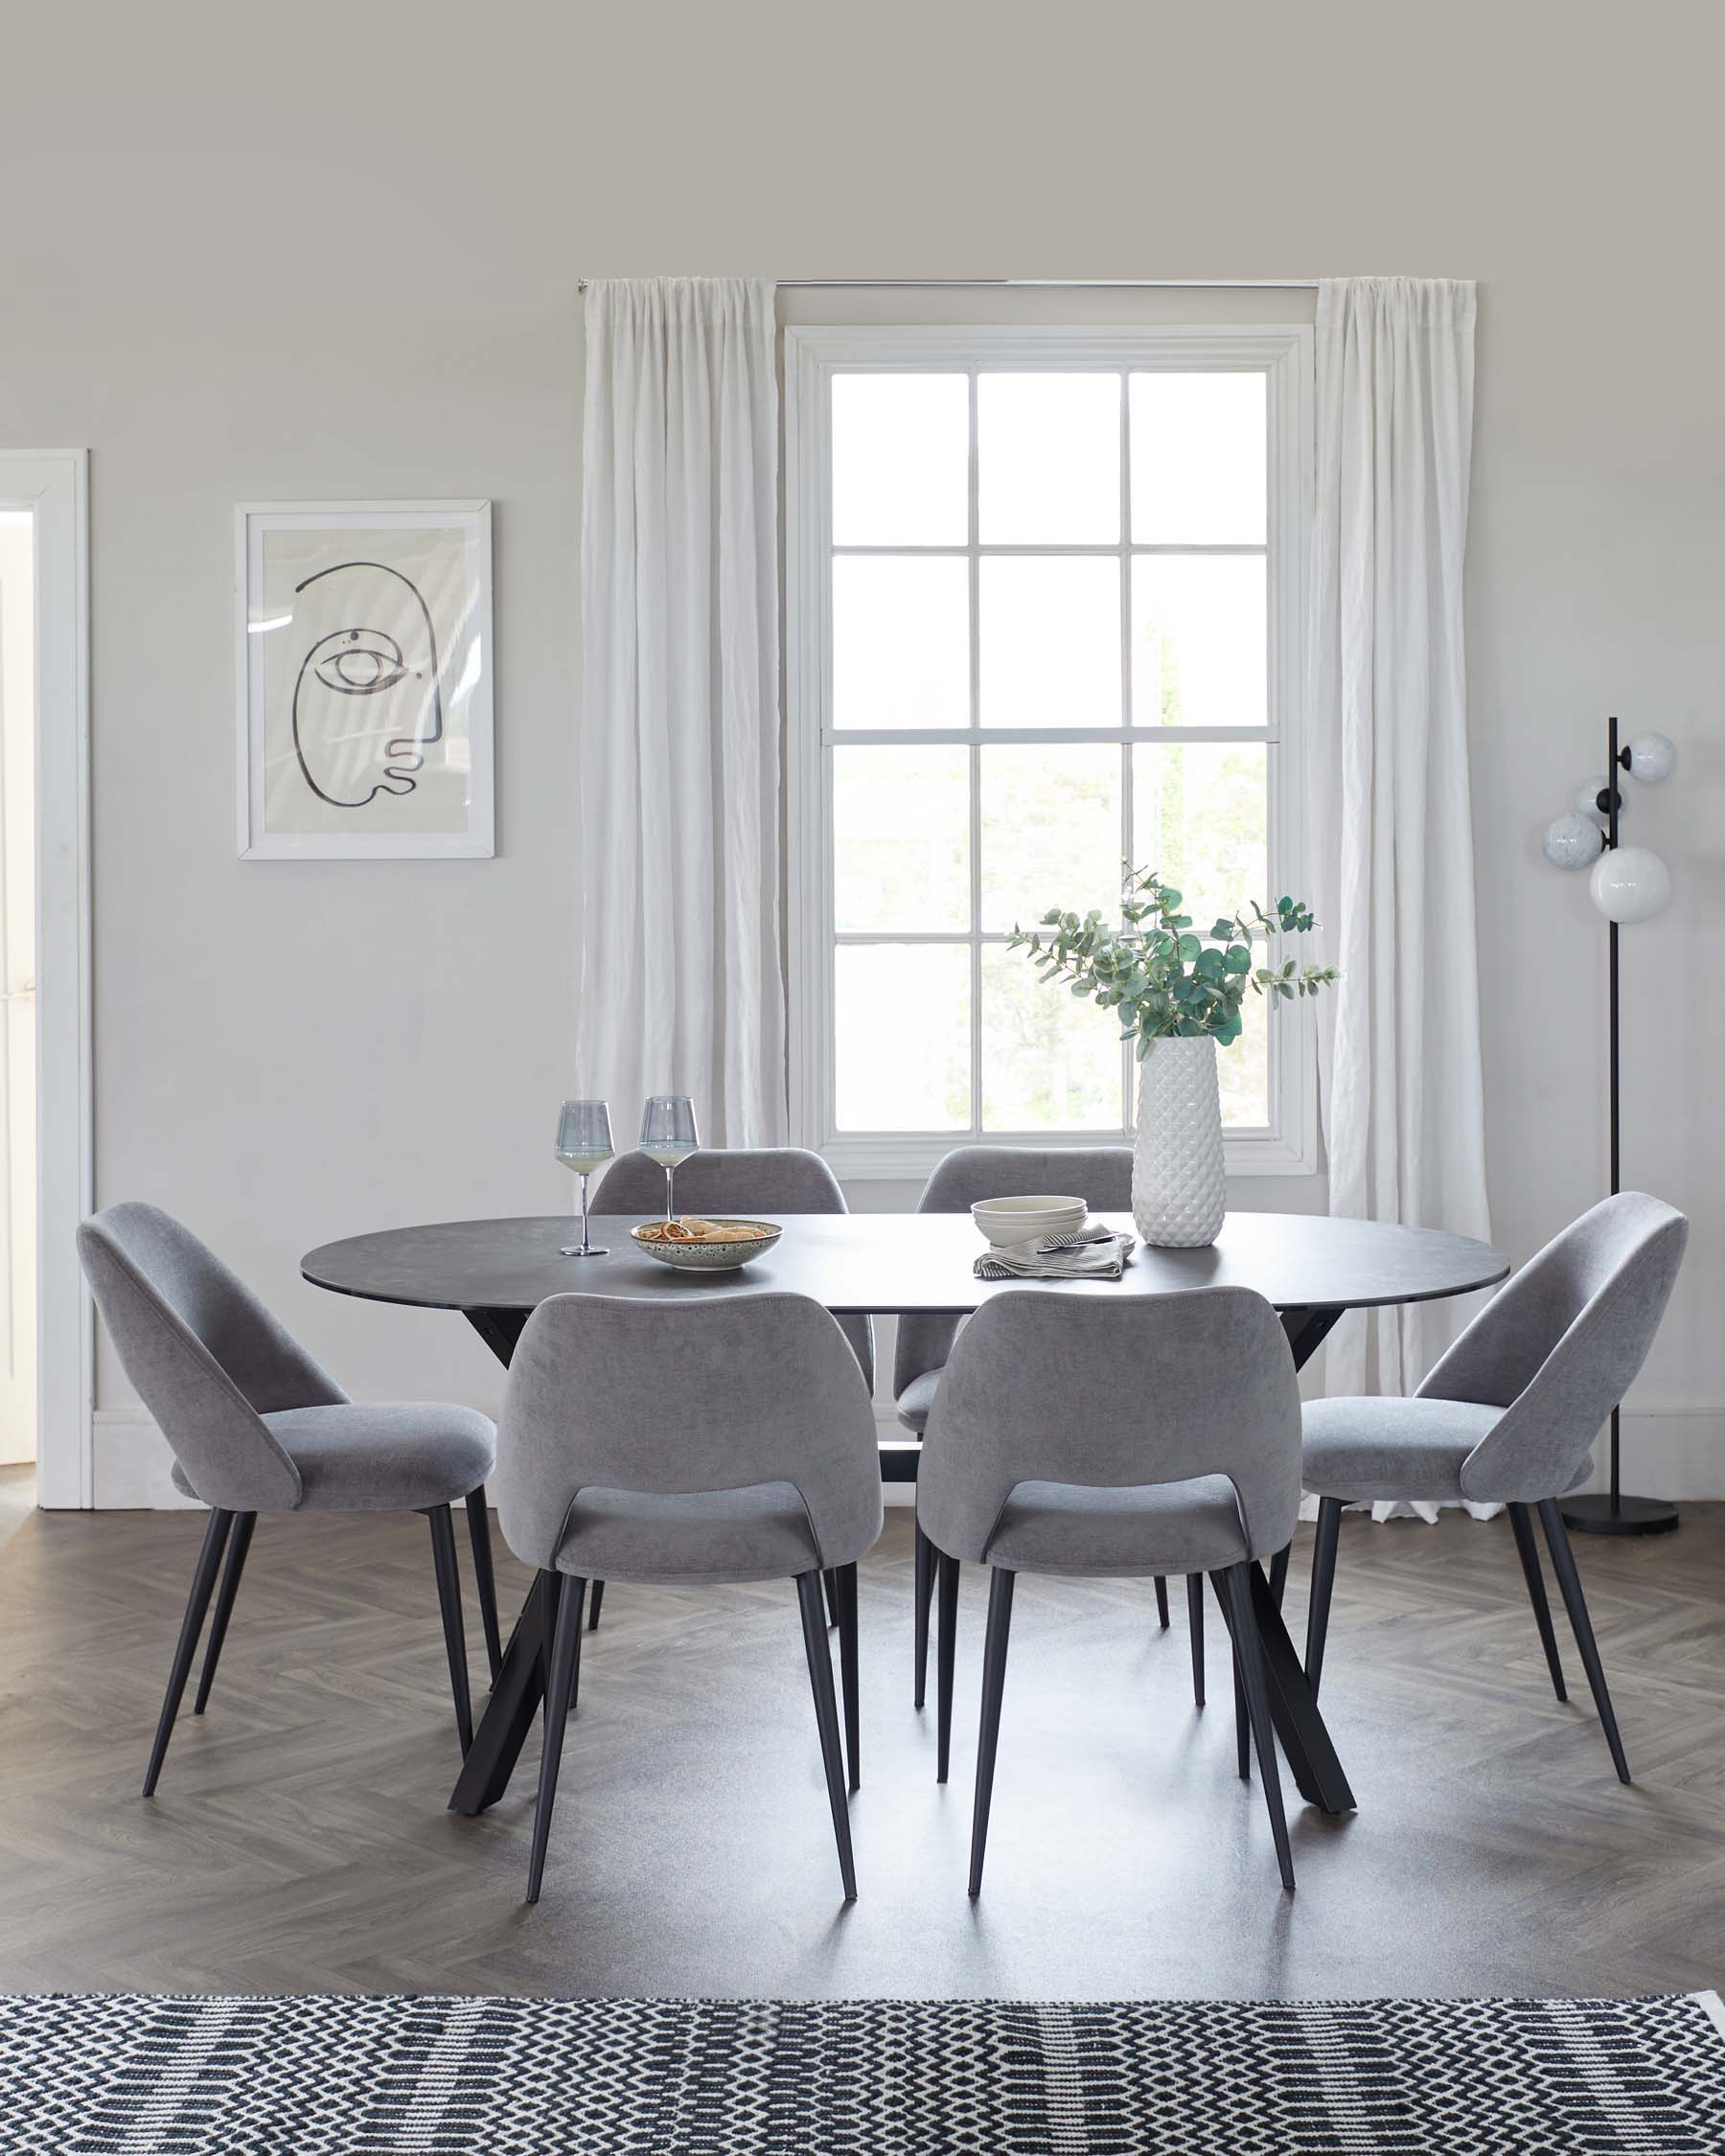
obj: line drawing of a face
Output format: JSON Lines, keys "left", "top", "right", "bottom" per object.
{"left": 290, "top": 561, "right": 444, "bottom": 809}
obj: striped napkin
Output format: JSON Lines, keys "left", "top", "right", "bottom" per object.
{"left": 974, "top": 1220, "right": 1138, "bottom": 1280}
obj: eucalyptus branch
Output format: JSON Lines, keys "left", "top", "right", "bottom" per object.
{"left": 1008, "top": 863, "right": 1338, "bottom": 1060}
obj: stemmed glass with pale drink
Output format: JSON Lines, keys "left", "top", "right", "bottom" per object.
{"left": 556, "top": 1100, "right": 614, "bottom": 1258}
{"left": 639, "top": 1095, "right": 699, "bottom": 1222}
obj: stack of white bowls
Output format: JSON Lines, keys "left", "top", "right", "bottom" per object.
{"left": 969, "top": 1194, "right": 1088, "bottom": 1250}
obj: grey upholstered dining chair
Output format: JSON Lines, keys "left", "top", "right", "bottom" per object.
{"left": 894, "top": 1146, "right": 1198, "bottom": 1705}
{"left": 494, "top": 1290, "right": 883, "bottom": 1903}
{"left": 78, "top": 1203, "right": 500, "bottom": 1795}
{"left": 585, "top": 1146, "right": 875, "bottom": 1636}
{"left": 917, "top": 1285, "right": 1304, "bottom": 1893}
{"left": 1301, "top": 1192, "right": 1688, "bottom": 1785}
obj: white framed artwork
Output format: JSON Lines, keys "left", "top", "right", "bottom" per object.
{"left": 236, "top": 500, "right": 494, "bottom": 859}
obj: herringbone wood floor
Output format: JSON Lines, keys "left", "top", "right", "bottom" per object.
{"left": 0, "top": 1474, "right": 1720, "bottom": 1999}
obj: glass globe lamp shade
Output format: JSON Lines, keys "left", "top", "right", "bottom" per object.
{"left": 1625, "top": 732, "right": 1677, "bottom": 784}
{"left": 1542, "top": 812, "right": 1604, "bottom": 870}
{"left": 1589, "top": 844, "right": 1671, "bottom": 925}
{"left": 1574, "top": 776, "right": 1622, "bottom": 827}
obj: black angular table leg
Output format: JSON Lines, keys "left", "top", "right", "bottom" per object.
{"left": 448, "top": 1305, "right": 543, "bottom": 1815}
{"left": 1245, "top": 1563, "right": 1355, "bottom": 1814}
{"left": 464, "top": 1306, "right": 530, "bottom": 1365}
{"left": 1279, "top": 1304, "right": 1345, "bottom": 1373}
{"left": 449, "top": 1571, "right": 552, "bottom": 1815}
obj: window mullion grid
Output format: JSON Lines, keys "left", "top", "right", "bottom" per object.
{"left": 967, "top": 367, "right": 983, "bottom": 1140}
{"left": 814, "top": 348, "right": 1288, "bottom": 1158}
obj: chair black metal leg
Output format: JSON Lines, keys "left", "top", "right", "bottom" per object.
{"left": 913, "top": 1518, "right": 935, "bottom": 1709}
{"left": 1268, "top": 1542, "right": 1291, "bottom": 1609}
{"left": 1154, "top": 1574, "right": 1170, "bottom": 1628}
{"left": 427, "top": 1504, "right": 473, "bottom": 1755}
{"left": 464, "top": 1488, "right": 503, "bottom": 1683}
{"left": 796, "top": 1571, "right": 858, "bottom": 1899}
{"left": 836, "top": 1560, "right": 861, "bottom": 1792}
{"left": 1186, "top": 1572, "right": 1206, "bottom": 1708}
{"left": 935, "top": 1550, "right": 960, "bottom": 1783}
{"left": 1537, "top": 1500, "right": 1631, "bottom": 1784}
{"left": 1305, "top": 1497, "right": 1343, "bottom": 1700}
{"left": 969, "top": 1567, "right": 1016, "bottom": 1896}
{"left": 1212, "top": 1573, "right": 1250, "bottom": 1779}
{"left": 1508, "top": 1502, "right": 1566, "bottom": 1701}
{"left": 525, "top": 1572, "right": 584, "bottom": 1902}
{"left": 143, "top": 1508, "right": 234, "bottom": 1797}
{"left": 1219, "top": 1564, "right": 1295, "bottom": 1892}
{"left": 586, "top": 1579, "right": 606, "bottom": 1633}
{"left": 1233, "top": 1647, "right": 1250, "bottom": 1777}
{"left": 823, "top": 1568, "right": 840, "bottom": 1628}
{"left": 193, "top": 1511, "right": 255, "bottom": 1715}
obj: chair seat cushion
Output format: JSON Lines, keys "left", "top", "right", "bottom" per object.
{"left": 171, "top": 1401, "right": 496, "bottom": 1512}
{"left": 552, "top": 1480, "right": 822, "bottom": 1586}
{"left": 1300, "top": 1396, "right": 1505, "bottom": 1503}
{"left": 984, "top": 1474, "right": 1252, "bottom": 1577}
{"left": 895, "top": 1367, "right": 942, "bottom": 1434}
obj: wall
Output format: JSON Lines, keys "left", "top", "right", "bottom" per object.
{"left": 0, "top": 0, "right": 1719, "bottom": 1497}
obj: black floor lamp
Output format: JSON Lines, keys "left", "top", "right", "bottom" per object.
{"left": 1541, "top": 717, "right": 1679, "bottom": 1536}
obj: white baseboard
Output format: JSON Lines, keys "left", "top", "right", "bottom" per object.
{"left": 91, "top": 1410, "right": 199, "bottom": 1509}
{"left": 82, "top": 1401, "right": 1725, "bottom": 1510}
{"left": 1571, "top": 1407, "right": 1725, "bottom": 1501}
{"left": 875, "top": 1406, "right": 916, "bottom": 1504}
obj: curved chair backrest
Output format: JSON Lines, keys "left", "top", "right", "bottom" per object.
{"left": 77, "top": 1202, "right": 347, "bottom": 1512}
{"left": 916, "top": 1286, "right": 1300, "bottom": 1566}
{"left": 494, "top": 1291, "right": 883, "bottom": 1572}
{"left": 593, "top": 1146, "right": 874, "bottom": 1390}
{"left": 1417, "top": 1192, "right": 1689, "bottom": 1502}
{"left": 893, "top": 1145, "right": 1134, "bottom": 1399}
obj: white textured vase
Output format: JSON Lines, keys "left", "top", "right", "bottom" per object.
{"left": 1133, "top": 1034, "right": 1227, "bottom": 1248}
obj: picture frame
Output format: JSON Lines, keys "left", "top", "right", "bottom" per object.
{"left": 235, "top": 499, "right": 494, "bottom": 860}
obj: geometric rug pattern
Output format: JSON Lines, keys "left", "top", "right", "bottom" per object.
{"left": 1, "top": 1991, "right": 1721, "bottom": 2154}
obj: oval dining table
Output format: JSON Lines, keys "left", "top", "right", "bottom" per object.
{"left": 302, "top": 1209, "right": 1508, "bottom": 1824}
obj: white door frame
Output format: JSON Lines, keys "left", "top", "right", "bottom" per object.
{"left": 0, "top": 453, "right": 92, "bottom": 1507}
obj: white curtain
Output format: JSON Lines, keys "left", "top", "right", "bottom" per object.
{"left": 1306, "top": 278, "right": 1493, "bottom": 1476}
{"left": 577, "top": 277, "right": 787, "bottom": 1145}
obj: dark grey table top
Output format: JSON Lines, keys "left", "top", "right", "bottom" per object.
{"left": 302, "top": 1211, "right": 1508, "bottom": 1318}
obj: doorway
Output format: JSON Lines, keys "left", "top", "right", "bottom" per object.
{"left": 0, "top": 512, "right": 35, "bottom": 1481}
{"left": 0, "top": 452, "right": 90, "bottom": 1509}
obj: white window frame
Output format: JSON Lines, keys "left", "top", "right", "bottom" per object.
{"left": 785, "top": 323, "right": 1315, "bottom": 1181}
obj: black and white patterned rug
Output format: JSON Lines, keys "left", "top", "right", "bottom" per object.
{"left": 2, "top": 1991, "right": 1721, "bottom": 2153}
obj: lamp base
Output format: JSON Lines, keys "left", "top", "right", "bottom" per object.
{"left": 1560, "top": 1492, "right": 1679, "bottom": 1537}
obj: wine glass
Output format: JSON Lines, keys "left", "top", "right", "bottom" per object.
{"left": 556, "top": 1099, "right": 614, "bottom": 1257}
{"left": 638, "top": 1094, "right": 699, "bottom": 1222}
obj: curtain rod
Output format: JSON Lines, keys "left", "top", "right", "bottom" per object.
{"left": 574, "top": 277, "right": 1321, "bottom": 293}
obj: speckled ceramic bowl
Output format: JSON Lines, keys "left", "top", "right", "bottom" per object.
{"left": 630, "top": 1219, "right": 783, "bottom": 1271}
